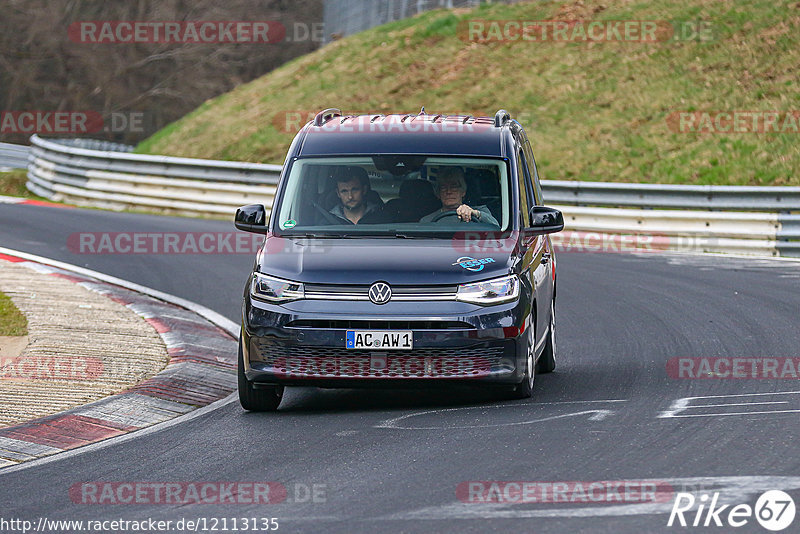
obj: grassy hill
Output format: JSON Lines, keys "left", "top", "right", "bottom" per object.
{"left": 137, "top": 0, "right": 800, "bottom": 185}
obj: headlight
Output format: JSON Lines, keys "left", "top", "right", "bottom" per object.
{"left": 456, "top": 275, "right": 519, "bottom": 305}
{"left": 250, "top": 272, "right": 304, "bottom": 303}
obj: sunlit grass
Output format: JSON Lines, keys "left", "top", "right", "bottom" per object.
{"left": 0, "top": 291, "right": 27, "bottom": 336}
{"left": 137, "top": 0, "right": 800, "bottom": 185}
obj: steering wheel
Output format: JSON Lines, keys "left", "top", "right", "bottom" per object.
{"left": 430, "top": 210, "right": 463, "bottom": 223}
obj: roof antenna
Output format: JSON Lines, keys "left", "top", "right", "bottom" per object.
{"left": 419, "top": 106, "right": 426, "bottom": 115}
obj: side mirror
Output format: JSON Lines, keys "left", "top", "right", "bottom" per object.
{"left": 526, "top": 206, "right": 564, "bottom": 235}
{"left": 235, "top": 204, "right": 269, "bottom": 234}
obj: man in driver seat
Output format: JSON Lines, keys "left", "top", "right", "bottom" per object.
{"left": 330, "top": 166, "right": 381, "bottom": 224}
{"left": 420, "top": 167, "right": 499, "bottom": 225}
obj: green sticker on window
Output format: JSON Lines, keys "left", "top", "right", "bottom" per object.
{"left": 282, "top": 219, "right": 297, "bottom": 229}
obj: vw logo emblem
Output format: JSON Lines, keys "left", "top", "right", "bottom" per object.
{"left": 368, "top": 282, "right": 392, "bottom": 305}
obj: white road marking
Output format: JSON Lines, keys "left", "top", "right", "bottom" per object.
{"left": 661, "top": 409, "right": 800, "bottom": 418}
{"left": 659, "top": 390, "right": 800, "bottom": 418}
{"left": 375, "top": 400, "right": 625, "bottom": 430}
{"left": 699, "top": 401, "right": 789, "bottom": 408}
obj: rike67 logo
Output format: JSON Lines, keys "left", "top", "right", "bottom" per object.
{"left": 668, "top": 490, "right": 796, "bottom": 531}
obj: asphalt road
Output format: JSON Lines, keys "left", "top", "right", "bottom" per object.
{"left": 2, "top": 202, "right": 800, "bottom": 534}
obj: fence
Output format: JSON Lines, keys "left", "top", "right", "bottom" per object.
{"left": 323, "top": 0, "right": 517, "bottom": 42}
{"left": 24, "top": 135, "right": 800, "bottom": 257}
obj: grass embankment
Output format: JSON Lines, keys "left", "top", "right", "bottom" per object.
{"left": 0, "top": 290, "right": 27, "bottom": 336}
{"left": 0, "top": 170, "right": 36, "bottom": 199}
{"left": 137, "top": 0, "right": 800, "bottom": 185}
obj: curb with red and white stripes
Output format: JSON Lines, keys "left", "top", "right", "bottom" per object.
{"left": 0, "top": 249, "right": 239, "bottom": 469}
{"left": 0, "top": 194, "right": 68, "bottom": 209}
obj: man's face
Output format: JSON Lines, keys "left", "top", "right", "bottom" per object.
{"left": 438, "top": 175, "right": 465, "bottom": 210}
{"left": 336, "top": 179, "right": 367, "bottom": 211}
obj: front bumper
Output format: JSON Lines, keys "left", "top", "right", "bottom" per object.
{"left": 241, "top": 292, "right": 529, "bottom": 388}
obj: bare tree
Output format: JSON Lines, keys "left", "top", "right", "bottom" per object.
{"left": 0, "top": 0, "right": 322, "bottom": 144}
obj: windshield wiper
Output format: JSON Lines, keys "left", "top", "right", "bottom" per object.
{"left": 392, "top": 233, "right": 429, "bottom": 239}
{"left": 336, "top": 232, "right": 432, "bottom": 239}
{"left": 290, "top": 233, "right": 342, "bottom": 239}
{"left": 288, "top": 231, "right": 435, "bottom": 239}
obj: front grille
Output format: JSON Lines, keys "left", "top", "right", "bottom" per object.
{"left": 303, "top": 283, "right": 457, "bottom": 301}
{"left": 285, "top": 319, "right": 473, "bottom": 330}
{"left": 253, "top": 340, "right": 505, "bottom": 379}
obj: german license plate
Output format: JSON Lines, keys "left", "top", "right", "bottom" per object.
{"left": 346, "top": 330, "right": 413, "bottom": 350}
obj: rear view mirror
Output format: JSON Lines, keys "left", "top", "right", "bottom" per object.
{"left": 235, "top": 204, "right": 269, "bottom": 234}
{"left": 372, "top": 155, "right": 427, "bottom": 176}
{"left": 526, "top": 206, "right": 564, "bottom": 235}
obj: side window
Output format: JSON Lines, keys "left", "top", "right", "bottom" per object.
{"left": 516, "top": 149, "right": 531, "bottom": 227}
{"left": 523, "top": 140, "right": 543, "bottom": 206}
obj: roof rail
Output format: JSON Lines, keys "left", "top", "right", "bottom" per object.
{"left": 313, "top": 108, "right": 342, "bottom": 126}
{"left": 494, "top": 109, "right": 511, "bottom": 127}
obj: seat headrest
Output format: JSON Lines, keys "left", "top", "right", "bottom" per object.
{"left": 400, "top": 179, "right": 435, "bottom": 199}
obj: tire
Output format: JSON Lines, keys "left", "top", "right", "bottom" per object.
{"left": 238, "top": 336, "right": 283, "bottom": 411}
{"left": 536, "top": 299, "right": 556, "bottom": 374}
{"left": 509, "top": 312, "right": 535, "bottom": 399}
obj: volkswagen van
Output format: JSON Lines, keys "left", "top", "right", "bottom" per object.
{"left": 234, "top": 109, "right": 564, "bottom": 410}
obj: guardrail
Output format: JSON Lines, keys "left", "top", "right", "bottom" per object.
{"left": 27, "top": 135, "right": 281, "bottom": 216}
{"left": 543, "top": 180, "right": 800, "bottom": 212}
{"left": 25, "top": 135, "right": 800, "bottom": 257}
{"left": 0, "top": 142, "right": 30, "bottom": 170}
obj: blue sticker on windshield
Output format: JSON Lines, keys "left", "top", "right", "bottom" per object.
{"left": 452, "top": 256, "right": 495, "bottom": 272}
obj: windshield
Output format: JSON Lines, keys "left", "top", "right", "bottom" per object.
{"left": 274, "top": 156, "right": 510, "bottom": 236}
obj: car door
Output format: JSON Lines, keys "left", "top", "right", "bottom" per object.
{"left": 517, "top": 143, "right": 553, "bottom": 356}
{"left": 516, "top": 145, "right": 549, "bottom": 351}
{"left": 523, "top": 137, "right": 555, "bottom": 305}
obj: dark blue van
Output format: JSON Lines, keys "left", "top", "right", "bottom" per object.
{"left": 234, "top": 109, "right": 564, "bottom": 410}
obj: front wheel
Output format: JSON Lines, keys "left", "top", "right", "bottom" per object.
{"left": 509, "top": 313, "right": 535, "bottom": 399}
{"left": 536, "top": 300, "right": 556, "bottom": 374}
{"left": 238, "top": 336, "right": 283, "bottom": 411}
